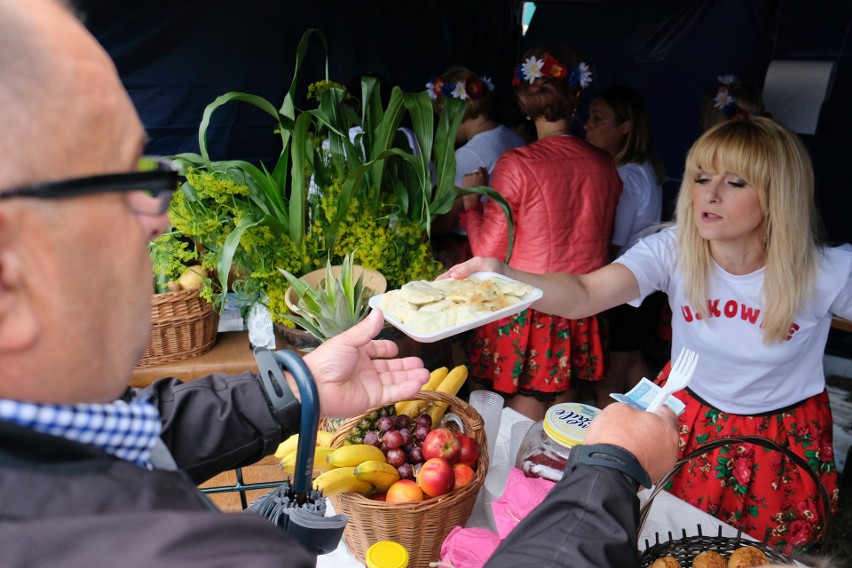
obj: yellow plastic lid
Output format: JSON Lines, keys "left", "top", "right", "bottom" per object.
{"left": 543, "top": 403, "right": 600, "bottom": 448}
{"left": 366, "top": 540, "right": 409, "bottom": 568}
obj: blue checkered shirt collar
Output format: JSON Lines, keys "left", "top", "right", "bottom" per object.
{"left": 0, "top": 397, "right": 162, "bottom": 468}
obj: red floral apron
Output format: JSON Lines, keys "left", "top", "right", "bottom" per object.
{"left": 656, "top": 362, "right": 839, "bottom": 555}
{"left": 466, "top": 308, "right": 606, "bottom": 397}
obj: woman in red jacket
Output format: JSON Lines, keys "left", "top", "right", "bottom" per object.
{"left": 459, "top": 45, "right": 623, "bottom": 420}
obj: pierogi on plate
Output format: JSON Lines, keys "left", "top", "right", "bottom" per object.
{"left": 380, "top": 275, "right": 534, "bottom": 334}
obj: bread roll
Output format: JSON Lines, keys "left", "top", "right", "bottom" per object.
{"left": 649, "top": 556, "right": 681, "bottom": 568}
{"left": 727, "top": 545, "right": 769, "bottom": 567}
{"left": 693, "top": 550, "right": 727, "bottom": 568}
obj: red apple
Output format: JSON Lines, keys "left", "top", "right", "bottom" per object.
{"left": 452, "top": 462, "right": 476, "bottom": 490}
{"left": 416, "top": 457, "right": 454, "bottom": 497}
{"left": 386, "top": 479, "right": 424, "bottom": 503}
{"left": 453, "top": 432, "right": 481, "bottom": 469}
{"left": 422, "top": 427, "right": 461, "bottom": 464}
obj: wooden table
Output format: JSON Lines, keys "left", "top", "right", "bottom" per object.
{"left": 131, "top": 330, "right": 258, "bottom": 388}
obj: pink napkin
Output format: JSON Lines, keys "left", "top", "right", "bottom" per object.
{"left": 440, "top": 526, "right": 502, "bottom": 568}
{"left": 491, "top": 467, "right": 555, "bottom": 538}
{"left": 439, "top": 469, "right": 556, "bottom": 567}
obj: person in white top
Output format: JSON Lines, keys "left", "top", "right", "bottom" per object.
{"left": 440, "top": 117, "right": 850, "bottom": 554}
{"left": 427, "top": 66, "right": 525, "bottom": 267}
{"left": 583, "top": 85, "right": 666, "bottom": 404}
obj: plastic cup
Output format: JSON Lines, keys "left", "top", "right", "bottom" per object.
{"left": 509, "top": 420, "right": 535, "bottom": 466}
{"left": 468, "top": 390, "right": 504, "bottom": 462}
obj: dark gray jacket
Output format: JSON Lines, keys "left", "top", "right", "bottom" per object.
{"left": 0, "top": 372, "right": 314, "bottom": 567}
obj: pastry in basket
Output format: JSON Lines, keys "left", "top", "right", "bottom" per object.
{"left": 727, "top": 545, "right": 768, "bottom": 567}
{"left": 649, "top": 556, "right": 681, "bottom": 568}
{"left": 692, "top": 550, "right": 727, "bottom": 568}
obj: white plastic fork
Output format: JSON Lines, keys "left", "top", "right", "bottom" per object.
{"left": 645, "top": 347, "right": 699, "bottom": 412}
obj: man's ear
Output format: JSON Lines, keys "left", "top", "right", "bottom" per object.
{"left": 0, "top": 215, "right": 39, "bottom": 352}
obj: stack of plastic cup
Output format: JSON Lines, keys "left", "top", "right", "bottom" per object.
{"left": 467, "top": 390, "right": 504, "bottom": 466}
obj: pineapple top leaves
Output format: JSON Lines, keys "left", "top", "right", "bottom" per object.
{"left": 279, "top": 252, "right": 374, "bottom": 341}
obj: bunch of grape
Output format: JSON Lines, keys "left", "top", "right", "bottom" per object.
{"left": 362, "top": 413, "right": 433, "bottom": 481}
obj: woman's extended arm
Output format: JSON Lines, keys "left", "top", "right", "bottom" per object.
{"left": 439, "top": 257, "right": 640, "bottom": 319}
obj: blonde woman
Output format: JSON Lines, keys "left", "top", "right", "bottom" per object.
{"left": 443, "top": 117, "right": 850, "bottom": 553}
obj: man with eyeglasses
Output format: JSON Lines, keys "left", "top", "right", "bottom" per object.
{"left": 0, "top": 0, "right": 433, "bottom": 563}
{"left": 0, "top": 1, "right": 679, "bottom": 566}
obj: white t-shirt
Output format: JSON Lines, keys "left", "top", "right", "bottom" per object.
{"left": 615, "top": 227, "right": 852, "bottom": 414}
{"left": 454, "top": 125, "right": 525, "bottom": 187}
{"left": 611, "top": 161, "right": 662, "bottom": 256}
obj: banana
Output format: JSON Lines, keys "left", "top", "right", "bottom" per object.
{"left": 429, "top": 364, "right": 469, "bottom": 425}
{"left": 279, "top": 446, "right": 337, "bottom": 477}
{"left": 274, "top": 430, "right": 336, "bottom": 460}
{"left": 398, "top": 366, "right": 449, "bottom": 418}
{"left": 274, "top": 434, "right": 300, "bottom": 459}
{"left": 315, "top": 430, "right": 335, "bottom": 448}
{"left": 327, "top": 444, "right": 386, "bottom": 468}
{"left": 312, "top": 466, "right": 374, "bottom": 497}
{"left": 354, "top": 460, "right": 401, "bottom": 492}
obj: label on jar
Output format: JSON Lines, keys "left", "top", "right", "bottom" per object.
{"left": 543, "top": 403, "right": 599, "bottom": 448}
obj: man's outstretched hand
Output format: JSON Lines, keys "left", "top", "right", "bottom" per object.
{"left": 302, "top": 309, "right": 430, "bottom": 418}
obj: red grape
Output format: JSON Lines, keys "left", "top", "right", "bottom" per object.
{"left": 408, "top": 446, "right": 424, "bottom": 464}
{"left": 415, "top": 414, "right": 432, "bottom": 429}
{"left": 399, "top": 428, "right": 412, "bottom": 446}
{"left": 386, "top": 448, "right": 407, "bottom": 468}
{"left": 384, "top": 430, "right": 404, "bottom": 450}
{"left": 397, "top": 463, "right": 414, "bottom": 480}
{"left": 414, "top": 424, "right": 430, "bottom": 441}
{"left": 363, "top": 430, "right": 380, "bottom": 447}
{"left": 377, "top": 416, "right": 394, "bottom": 432}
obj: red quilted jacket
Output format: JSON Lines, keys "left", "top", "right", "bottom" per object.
{"left": 461, "top": 135, "right": 623, "bottom": 274}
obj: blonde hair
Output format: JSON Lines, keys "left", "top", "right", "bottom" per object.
{"left": 674, "top": 117, "right": 819, "bottom": 343}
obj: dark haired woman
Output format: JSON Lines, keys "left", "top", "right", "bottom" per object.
{"left": 459, "top": 45, "right": 622, "bottom": 420}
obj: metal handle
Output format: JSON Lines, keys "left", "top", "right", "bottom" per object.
{"left": 638, "top": 435, "right": 832, "bottom": 549}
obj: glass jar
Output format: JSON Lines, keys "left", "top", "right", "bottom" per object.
{"left": 514, "top": 403, "right": 600, "bottom": 482}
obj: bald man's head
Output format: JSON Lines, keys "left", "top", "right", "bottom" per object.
{"left": 0, "top": 0, "right": 145, "bottom": 189}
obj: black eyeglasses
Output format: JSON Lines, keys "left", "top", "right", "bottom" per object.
{"left": 0, "top": 156, "right": 179, "bottom": 216}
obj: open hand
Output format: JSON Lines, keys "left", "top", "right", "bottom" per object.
{"left": 302, "top": 310, "right": 430, "bottom": 418}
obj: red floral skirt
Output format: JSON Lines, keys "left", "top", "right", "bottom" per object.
{"left": 655, "top": 363, "right": 839, "bottom": 554}
{"left": 466, "top": 308, "right": 606, "bottom": 397}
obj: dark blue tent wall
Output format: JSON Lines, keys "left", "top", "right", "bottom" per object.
{"left": 78, "top": 0, "right": 519, "bottom": 167}
{"left": 523, "top": 0, "right": 851, "bottom": 244}
{"left": 80, "top": 0, "right": 851, "bottom": 244}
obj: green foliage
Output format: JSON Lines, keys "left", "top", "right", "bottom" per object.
{"left": 165, "top": 28, "right": 514, "bottom": 332}
{"left": 148, "top": 231, "right": 198, "bottom": 293}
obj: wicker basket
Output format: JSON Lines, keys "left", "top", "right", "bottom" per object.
{"left": 638, "top": 435, "right": 833, "bottom": 566}
{"left": 328, "top": 390, "right": 488, "bottom": 567}
{"left": 137, "top": 288, "right": 219, "bottom": 367}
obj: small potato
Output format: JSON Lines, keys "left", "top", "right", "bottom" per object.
{"left": 177, "top": 265, "right": 207, "bottom": 290}
{"left": 727, "top": 545, "right": 769, "bottom": 568}
{"left": 649, "top": 556, "right": 681, "bottom": 568}
{"left": 693, "top": 550, "right": 727, "bottom": 568}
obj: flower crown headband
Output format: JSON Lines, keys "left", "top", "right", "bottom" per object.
{"left": 512, "top": 54, "right": 592, "bottom": 89}
{"left": 713, "top": 74, "right": 756, "bottom": 120}
{"left": 426, "top": 74, "right": 495, "bottom": 101}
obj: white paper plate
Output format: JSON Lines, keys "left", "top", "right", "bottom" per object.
{"left": 368, "top": 272, "right": 543, "bottom": 343}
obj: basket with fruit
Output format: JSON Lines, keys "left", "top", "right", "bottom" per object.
{"left": 317, "top": 366, "right": 487, "bottom": 567}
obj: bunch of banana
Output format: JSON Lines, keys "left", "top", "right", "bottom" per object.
{"left": 274, "top": 430, "right": 335, "bottom": 460}
{"left": 275, "top": 430, "right": 336, "bottom": 477}
{"left": 395, "top": 364, "right": 469, "bottom": 425}
{"left": 312, "top": 444, "right": 400, "bottom": 496}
